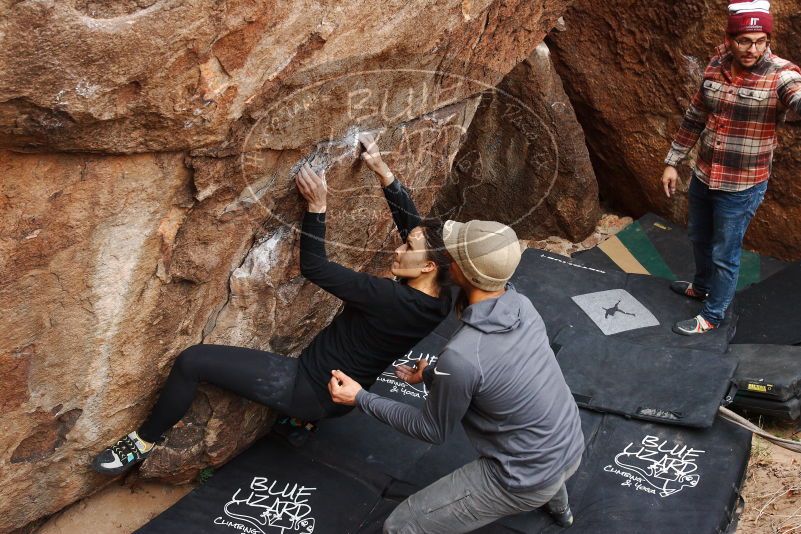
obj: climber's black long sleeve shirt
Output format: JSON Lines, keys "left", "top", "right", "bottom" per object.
{"left": 299, "top": 180, "right": 451, "bottom": 401}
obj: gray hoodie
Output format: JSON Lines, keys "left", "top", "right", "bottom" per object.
{"left": 356, "top": 288, "right": 585, "bottom": 491}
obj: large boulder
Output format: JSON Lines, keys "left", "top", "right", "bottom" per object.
{"left": 0, "top": 100, "right": 481, "bottom": 532}
{"left": 548, "top": 0, "right": 801, "bottom": 260}
{"left": 0, "top": 0, "right": 566, "bottom": 154}
{"left": 433, "top": 42, "right": 600, "bottom": 241}
{"left": 0, "top": 1, "right": 572, "bottom": 530}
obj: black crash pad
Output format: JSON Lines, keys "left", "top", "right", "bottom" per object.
{"left": 552, "top": 327, "right": 738, "bottom": 428}
{"left": 136, "top": 435, "right": 388, "bottom": 534}
{"left": 732, "top": 262, "right": 801, "bottom": 345}
{"left": 140, "top": 396, "right": 751, "bottom": 533}
{"left": 510, "top": 250, "right": 736, "bottom": 353}
{"left": 530, "top": 412, "right": 751, "bottom": 534}
{"left": 732, "top": 395, "right": 801, "bottom": 422}
{"left": 729, "top": 344, "right": 801, "bottom": 401}
{"left": 138, "top": 296, "right": 750, "bottom": 533}
{"left": 383, "top": 410, "right": 751, "bottom": 534}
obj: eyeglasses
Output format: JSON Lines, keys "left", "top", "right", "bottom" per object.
{"left": 733, "top": 37, "right": 769, "bottom": 51}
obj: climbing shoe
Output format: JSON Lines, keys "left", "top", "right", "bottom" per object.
{"left": 547, "top": 505, "right": 574, "bottom": 528}
{"left": 673, "top": 315, "right": 717, "bottom": 336}
{"left": 669, "top": 281, "right": 707, "bottom": 301}
{"left": 272, "top": 415, "right": 317, "bottom": 448}
{"left": 91, "top": 432, "right": 154, "bottom": 475}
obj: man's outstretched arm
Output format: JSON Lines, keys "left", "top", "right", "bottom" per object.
{"left": 329, "top": 350, "right": 477, "bottom": 445}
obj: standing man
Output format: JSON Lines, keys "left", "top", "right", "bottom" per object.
{"left": 329, "top": 220, "right": 585, "bottom": 533}
{"left": 662, "top": 1, "right": 801, "bottom": 335}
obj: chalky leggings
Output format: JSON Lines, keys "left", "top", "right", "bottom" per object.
{"left": 136, "top": 344, "right": 351, "bottom": 443}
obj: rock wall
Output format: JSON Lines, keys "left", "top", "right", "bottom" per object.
{"left": 1, "top": 0, "right": 566, "bottom": 153}
{"left": 547, "top": 0, "right": 801, "bottom": 260}
{"left": 0, "top": 1, "right": 573, "bottom": 531}
{"left": 434, "top": 41, "right": 600, "bottom": 241}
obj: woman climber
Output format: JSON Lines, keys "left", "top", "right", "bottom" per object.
{"left": 92, "top": 133, "right": 453, "bottom": 474}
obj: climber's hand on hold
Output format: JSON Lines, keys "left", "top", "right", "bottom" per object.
{"left": 358, "top": 132, "right": 394, "bottom": 187}
{"left": 296, "top": 162, "right": 327, "bottom": 213}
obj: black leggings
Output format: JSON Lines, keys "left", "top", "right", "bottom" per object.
{"left": 137, "top": 344, "right": 352, "bottom": 443}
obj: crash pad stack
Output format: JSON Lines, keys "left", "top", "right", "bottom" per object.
{"left": 728, "top": 344, "right": 801, "bottom": 421}
{"left": 574, "top": 213, "right": 801, "bottom": 422}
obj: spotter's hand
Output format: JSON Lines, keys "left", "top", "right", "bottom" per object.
{"left": 395, "top": 358, "right": 428, "bottom": 385}
{"left": 329, "top": 369, "right": 362, "bottom": 406}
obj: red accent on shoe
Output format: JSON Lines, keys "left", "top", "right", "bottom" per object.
{"left": 686, "top": 286, "right": 705, "bottom": 299}
{"left": 696, "top": 316, "right": 716, "bottom": 332}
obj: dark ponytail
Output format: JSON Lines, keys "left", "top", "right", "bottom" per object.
{"left": 419, "top": 218, "right": 468, "bottom": 316}
{"left": 418, "top": 218, "right": 453, "bottom": 292}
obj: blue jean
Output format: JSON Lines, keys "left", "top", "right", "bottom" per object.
{"left": 687, "top": 175, "right": 767, "bottom": 325}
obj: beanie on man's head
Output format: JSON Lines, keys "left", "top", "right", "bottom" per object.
{"left": 443, "top": 220, "right": 521, "bottom": 292}
{"left": 728, "top": 1, "right": 773, "bottom": 35}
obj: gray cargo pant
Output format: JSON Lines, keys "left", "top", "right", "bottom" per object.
{"left": 384, "top": 457, "right": 581, "bottom": 534}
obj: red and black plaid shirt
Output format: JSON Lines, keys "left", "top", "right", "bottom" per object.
{"left": 665, "top": 44, "right": 801, "bottom": 191}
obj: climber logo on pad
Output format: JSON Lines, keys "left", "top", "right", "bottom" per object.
{"left": 215, "top": 476, "right": 317, "bottom": 533}
{"left": 602, "top": 300, "right": 636, "bottom": 319}
{"left": 571, "top": 289, "right": 659, "bottom": 335}
{"left": 604, "top": 435, "right": 706, "bottom": 498}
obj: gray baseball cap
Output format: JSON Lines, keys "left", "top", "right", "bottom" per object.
{"left": 443, "top": 219, "right": 522, "bottom": 291}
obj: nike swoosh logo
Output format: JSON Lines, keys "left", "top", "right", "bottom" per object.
{"left": 434, "top": 368, "right": 450, "bottom": 376}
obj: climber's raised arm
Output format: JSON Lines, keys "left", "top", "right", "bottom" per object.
{"left": 295, "top": 162, "right": 401, "bottom": 309}
{"left": 358, "top": 132, "right": 421, "bottom": 242}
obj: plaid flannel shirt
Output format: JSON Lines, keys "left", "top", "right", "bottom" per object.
{"left": 665, "top": 44, "right": 801, "bottom": 191}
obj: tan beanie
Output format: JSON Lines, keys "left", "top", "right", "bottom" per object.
{"left": 443, "top": 220, "right": 522, "bottom": 291}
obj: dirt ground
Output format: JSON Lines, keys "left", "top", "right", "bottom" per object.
{"left": 739, "top": 423, "right": 801, "bottom": 534}
{"left": 34, "top": 481, "right": 196, "bottom": 534}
